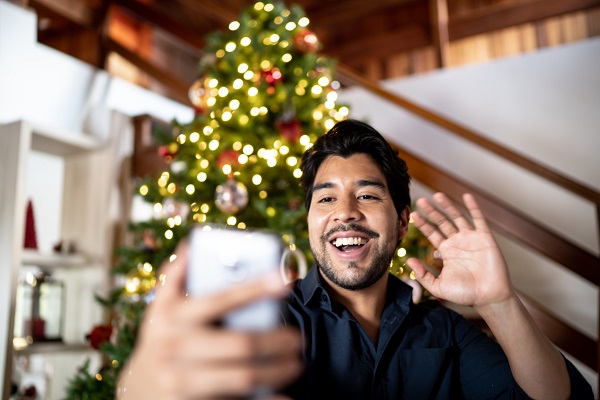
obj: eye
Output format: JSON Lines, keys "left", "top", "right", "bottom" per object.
{"left": 358, "top": 194, "right": 378, "bottom": 200}
{"left": 318, "top": 196, "right": 335, "bottom": 203}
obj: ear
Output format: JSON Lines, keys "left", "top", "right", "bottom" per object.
{"left": 398, "top": 206, "right": 411, "bottom": 240}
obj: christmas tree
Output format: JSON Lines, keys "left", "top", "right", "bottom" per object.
{"left": 65, "top": 2, "right": 437, "bottom": 398}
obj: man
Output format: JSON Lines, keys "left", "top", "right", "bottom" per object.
{"left": 118, "top": 119, "right": 592, "bottom": 399}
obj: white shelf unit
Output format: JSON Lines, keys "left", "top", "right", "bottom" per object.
{"left": 0, "top": 120, "right": 113, "bottom": 400}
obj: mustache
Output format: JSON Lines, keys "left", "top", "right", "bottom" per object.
{"left": 322, "top": 223, "right": 380, "bottom": 242}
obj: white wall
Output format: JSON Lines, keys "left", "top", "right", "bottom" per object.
{"left": 1, "top": 0, "right": 598, "bottom": 396}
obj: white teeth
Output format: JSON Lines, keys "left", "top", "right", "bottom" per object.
{"left": 333, "top": 237, "right": 365, "bottom": 247}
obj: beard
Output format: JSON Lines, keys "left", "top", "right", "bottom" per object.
{"left": 311, "top": 223, "right": 398, "bottom": 291}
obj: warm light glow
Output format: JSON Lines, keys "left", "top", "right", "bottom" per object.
{"left": 240, "top": 37, "right": 251, "bottom": 46}
{"left": 252, "top": 174, "right": 262, "bottom": 185}
{"left": 225, "top": 42, "right": 236, "bottom": 52}
{"left": 318, "top": 76, "right": 330, "bottom": 86}
{"left": 227, "top": 216, "right": 237, "bottom": 225}
{"left": 293, "top": 168, "right": 302, "bottom": 178}
{"left": 233, "top": 79, "right": 243, "bottom": 90}
{"left": 285, "top": 22, "right": 296, "bottom": 30}
{"left": 286, "top": 156, "right": 298, "bottom": 166}
{"left": 243, "top": 144, "right": 254, "bottom": 155}
{"left": 139, "top": 185, "right": 148, "bottom": 196}
{"left": 165, "top": 230, "right": 173, "bottom": 240}
{"left": 299, "top": 135, "right": 310, "bottom": 146}
{"left": 397, "top": 248, "right": 407, "bottom": 257}
{"left": 186, "top": 184, "right": 195, "bottom": 194}
{"left": 229, "top": 21, "right": 240, "bottom": 30}
{"left": 298, "top": 17, "right": 309, "bottom": 27}
{"left": 197, "top": 172, "right": 208, "bottom": 182}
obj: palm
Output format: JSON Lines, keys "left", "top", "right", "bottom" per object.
{"left": 407, "top": 193, "right": 512, "bottom": 308}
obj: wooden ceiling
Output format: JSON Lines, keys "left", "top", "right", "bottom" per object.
{"left": 14, "top": 0, "right": 600, "bottom": 104}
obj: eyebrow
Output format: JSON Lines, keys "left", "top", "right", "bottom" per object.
{"left": 313, "top": 179, "right": 386, "bottom": 192}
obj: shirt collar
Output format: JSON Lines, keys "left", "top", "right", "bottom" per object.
{"left": 295, "top": 264, "right": 414, "bottom": 312}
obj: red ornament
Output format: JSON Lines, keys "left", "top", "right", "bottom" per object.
{"left": 158, "top": 145, "right": 177, "bottom": 162}
{"left": 262, "top": 68, "right": 282, "bottom": 87}
{"left": 87, "top": 324, "right": 113, "bottom": 350}
{"left": 276, "top": 118, "right": 302, "bottom": 143}
{"left": 216, "top": 149, "right": 241, "bottom": 168}
{"left": 293, "top": 29, "right": 319, "bottom": 53}
{"left": 23, "top": 199, "right": 38, "bottom": 249}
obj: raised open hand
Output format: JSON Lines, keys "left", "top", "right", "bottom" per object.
{"left": 406, "top": 192, "right": 515, "bottom": 309}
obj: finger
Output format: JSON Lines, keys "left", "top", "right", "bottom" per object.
{"left": 180, "top": 273, "right": 290, "bottom": 323}
{"left": 432, "top": 192, "right": 473, "bottom": 230}
{"left": 176, "top": 349, "right": 302, "bottom": 398}
{"left": 410, "top": 210, "right": 445, "bottom": 249}
{"left": 177, "top": 327, "right": 301, "bottom": 364}
{"left": 463, "top": 193, "right": 490, "bottom": 232}
{"left": 415, "top": 196, "right": 458, "bottom": 238}
{"left": 153, "top": 238, "right": 189, "bottom": 303}
{"left": 406, "top": 257, "right": 439, "bottom": 296}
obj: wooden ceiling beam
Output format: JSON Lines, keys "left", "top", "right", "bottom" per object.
{"left": 303, "top": 0, "right": 409, "bottom": 25}
{"left": 326, "top": 24, "right": 431, "bottom": 61}
{"left": 114, "top": 0, "right": 206, "bottom": 47}
{"left": 176, "top": 0, "right": 237, "bottom": 25}
{"left": 449, "top": 0, "right": 600, "bottom": 40}
{"left": 106, "top": 37, "right": 191, "bottom": 102}
{"left": 29, "top": 0, "right": 92, "bottom": 27}
{"left": 429, "top": 0, "right": 449, "bottom": 68}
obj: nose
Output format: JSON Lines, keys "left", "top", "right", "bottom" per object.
{"left": 333, "top": 196, "right": 362, "bottom": 223}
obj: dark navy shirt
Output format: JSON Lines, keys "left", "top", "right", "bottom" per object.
{"left": 282, "top": 266, "right": 593, "bottom": 399}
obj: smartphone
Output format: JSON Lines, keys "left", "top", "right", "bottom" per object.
{"left": 187, "top": 224, "right": 285, "bottom": 331}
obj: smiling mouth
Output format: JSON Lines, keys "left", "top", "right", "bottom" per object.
{"left": 331, "top": 237, "right": 367, "bottom": 251}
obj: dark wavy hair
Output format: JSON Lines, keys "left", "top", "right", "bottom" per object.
{"left": 300, "top": 119, "right": 411, "bottom": 216}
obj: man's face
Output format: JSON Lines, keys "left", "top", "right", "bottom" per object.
{"left": 307, "top": 154, "right": 409, "bottom": 291}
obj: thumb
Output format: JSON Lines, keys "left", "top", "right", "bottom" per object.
{"left": 153, "top": 238, "right": 189, "bottom": 302}
{"left": 406, "top": 257, "right": 436, "bottom": 293}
